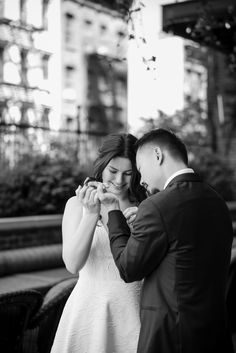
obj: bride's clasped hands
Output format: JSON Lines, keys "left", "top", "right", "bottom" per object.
{"left": 75, "top": 182, "right": 101, "bottom": 217}
{"left": 96, "top": 182, "right": 120, "bottom": 211}
{"left": 76, "top": 179, "right": 138, "bottom": 230}
{"left": 75, "top": 178, "right": 120, "bottom": 216}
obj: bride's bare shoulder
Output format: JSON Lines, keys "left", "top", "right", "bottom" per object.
{"left": 64, "top": 196, "right": 82, "bottom": 211}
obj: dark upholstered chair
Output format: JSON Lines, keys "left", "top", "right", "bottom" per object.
{"left": 0, "top": 290, "right": 42, "bottom": 353}
{"left": 24, "top": 277, "right": 77, "bottom": 353}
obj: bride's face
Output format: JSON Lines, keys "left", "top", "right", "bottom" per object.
{"left": 102, "top": 157, "right": 132, "bottom": 196}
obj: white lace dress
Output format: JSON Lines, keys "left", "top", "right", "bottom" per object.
{"left": 50, "top": 220, "right": 141, "bottom": 353}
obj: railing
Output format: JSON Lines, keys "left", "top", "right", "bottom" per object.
{"left": 0, "top": 214, "right": 63, "bottom": 251}
{"left": 0, "top": 214, "right": 62, "bottom": 231}
{"left": 0, "top": 201, "right": 235, "bottom": 234}
{"left": 0, "top": 202, "right": 235, "bottom": 293}
{"left": 0, "top": 214, "right": 70, "bottom": 294}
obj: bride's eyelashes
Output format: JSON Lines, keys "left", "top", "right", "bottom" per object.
{"left": 108, "top": 169, "right": 132, "bottom": 177}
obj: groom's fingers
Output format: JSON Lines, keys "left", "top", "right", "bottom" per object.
{"left": 123, "top": 209, "right": 134, "bottom": 219}
{"left": 123, "top": 207, "right": 138, "bottom": 219}
{"left": 127, "top": 214, "right": 136, "bottom": 224}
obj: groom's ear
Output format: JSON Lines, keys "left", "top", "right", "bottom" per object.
{"left": 154, "top": 146, "right": 163, "bottom": 164}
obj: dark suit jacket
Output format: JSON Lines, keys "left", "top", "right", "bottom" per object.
{"left": 107, "top": 173, "right": 234, "bottom": 353}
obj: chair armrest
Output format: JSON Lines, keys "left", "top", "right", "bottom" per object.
{"left": 29, "top": 277, "right": 77, "bottom": 328}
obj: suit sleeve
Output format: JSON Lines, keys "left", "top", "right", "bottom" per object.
{"left": 107, "top": 199, "right": 168, "bottom": 283}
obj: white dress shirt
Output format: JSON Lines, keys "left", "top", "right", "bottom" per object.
{"left": 163, "top": 168, "right": 194, "bottom": 190}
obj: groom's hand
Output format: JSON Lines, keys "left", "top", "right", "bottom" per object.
{"left": 123, "top": 206, "right": 138, "bottom": 225}
{"left": 97, "top": 184, "right": 120, "bottom": 212}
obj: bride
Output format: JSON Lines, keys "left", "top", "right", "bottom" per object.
{"left": 50, "top": 133, "right": 146, "bottom": 353}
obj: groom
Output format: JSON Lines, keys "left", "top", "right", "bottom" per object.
{"left": 97, "top": 128, "right": 234, "bottom": 353}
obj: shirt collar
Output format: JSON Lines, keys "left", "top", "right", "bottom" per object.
{"left": 163, "top": 168, "right": 194, "bottom": 190}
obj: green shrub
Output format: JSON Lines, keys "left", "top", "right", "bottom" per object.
{"left": 0, "top": 154, "right": 89, "bottom": 217}
{"left": 189, "top": 147, "right": 236, "bottom": 201}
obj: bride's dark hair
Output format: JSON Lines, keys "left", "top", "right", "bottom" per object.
{"left": 93, "top": 133, "right": 146, "bottom": 203}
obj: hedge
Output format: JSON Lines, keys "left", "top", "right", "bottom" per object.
{"left": 0, "top": 155, "right": 89, "bottom": 217}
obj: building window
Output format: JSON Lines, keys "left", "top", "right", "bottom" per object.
{"left": 0, "top": 47, "right": 4, "bottom": 81}
{"left": 66, "top": 116, "right": 73, "bottom": 130}
{"left": 65, "top": 65, "right": 75, "bottom": 87}
{"left": 86, "top": 54, "right": 127, "bottom": 133}
{"left": 65, "top": 13, "right": 74, "bottom": 44}
{"left": 9, "top": 104, "right": 21, "bottom": 124}
{"left": 20, "top": 0, "right": 27, "bottom": 23}
{"left": 84, "top": 19, "right": 92, "bottom": 26}
{"left": 117, "top": 30, "right": 125, "bottom": 39}
{"left": 0, "top": 102, "right": 7, "bottom": 124}
{"left": 20, "top": 103, "right": 29, "bottom": 125}
{"left": 27, "top": 0, "right": 43, "bottom": 27}
{"left": 4, "top": 0, "right": 20, "bottom": 21}
{"left": 42, "top": 0, "right": 49, "bottom": 29}
{"left": 100, "top": 24, "right": 107, "bottom": 33}
{"left": 21, "top": 49, "right": 28, "bottom": 85}
{"left": 41, "top": 107, "right": 50, "bottom": 128}
{"left": 42, "top": 54, "right": 49, "bottom": 80}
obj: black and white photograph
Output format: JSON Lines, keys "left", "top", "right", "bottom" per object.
{"left": 0, "top": 0, "right": 236, "bottom": 352}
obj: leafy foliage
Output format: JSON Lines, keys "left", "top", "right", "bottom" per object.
{"left": 189, "top": 147, "right": 236, "bottom": 201}
{"left": 138, "top": 101, "right": 208, "bottom": 147}
{"left": 0, "top": 154, "right": 89, "bottom": 217}
{"left": 138, "top": 104, "right": 236, "bottom": 201}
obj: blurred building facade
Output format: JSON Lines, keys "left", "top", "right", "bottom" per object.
{"left": 0, "top": 0, "right": 61, "bottom": 165}
{"left": 184, "top": 42, "right": 207, "bottom": 119}
{"left": 0, "top": 0, "right": 128, "bottom": 165}
{"left": 61, "top": 0, "right": 128, "bottom": 162}
{"left": 162, "top": 0, "right": 236, "bottom": 177}
{"left": 0, "top": 0, "right": 52, "bottom": 123}
{"left": 61, "top": 0, "right": 127, "bottom": 133}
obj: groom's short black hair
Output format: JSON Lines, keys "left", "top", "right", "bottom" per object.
{"left": 136, "top": 128, "right": 188, "bottom": 165}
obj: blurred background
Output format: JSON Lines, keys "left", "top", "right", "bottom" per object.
{"left": 0, "top": 0, "right": 236, "bottom": 220}
{"left": 0, "top": 0, "right": 236, "bottom": 222}
{"left": 0, "top": 2, "right": 236, "bottom": 352}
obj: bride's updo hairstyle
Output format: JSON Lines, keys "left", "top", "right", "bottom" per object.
{"left": 93, "top": 133, "right": 146, "bottom": 203}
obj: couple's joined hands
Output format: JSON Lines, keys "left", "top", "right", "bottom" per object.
{"left": 75, "top": 179, "right": 119, "bottom": 216}
{"left": 123, "top": 207, "right": 138, "bottom": 227}
{"left": 75, "top": 179, "right": 138, "bottom": 225}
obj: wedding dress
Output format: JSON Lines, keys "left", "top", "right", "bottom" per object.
{"left": 50, "top": 220, "right": 141, "bottom": 353}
